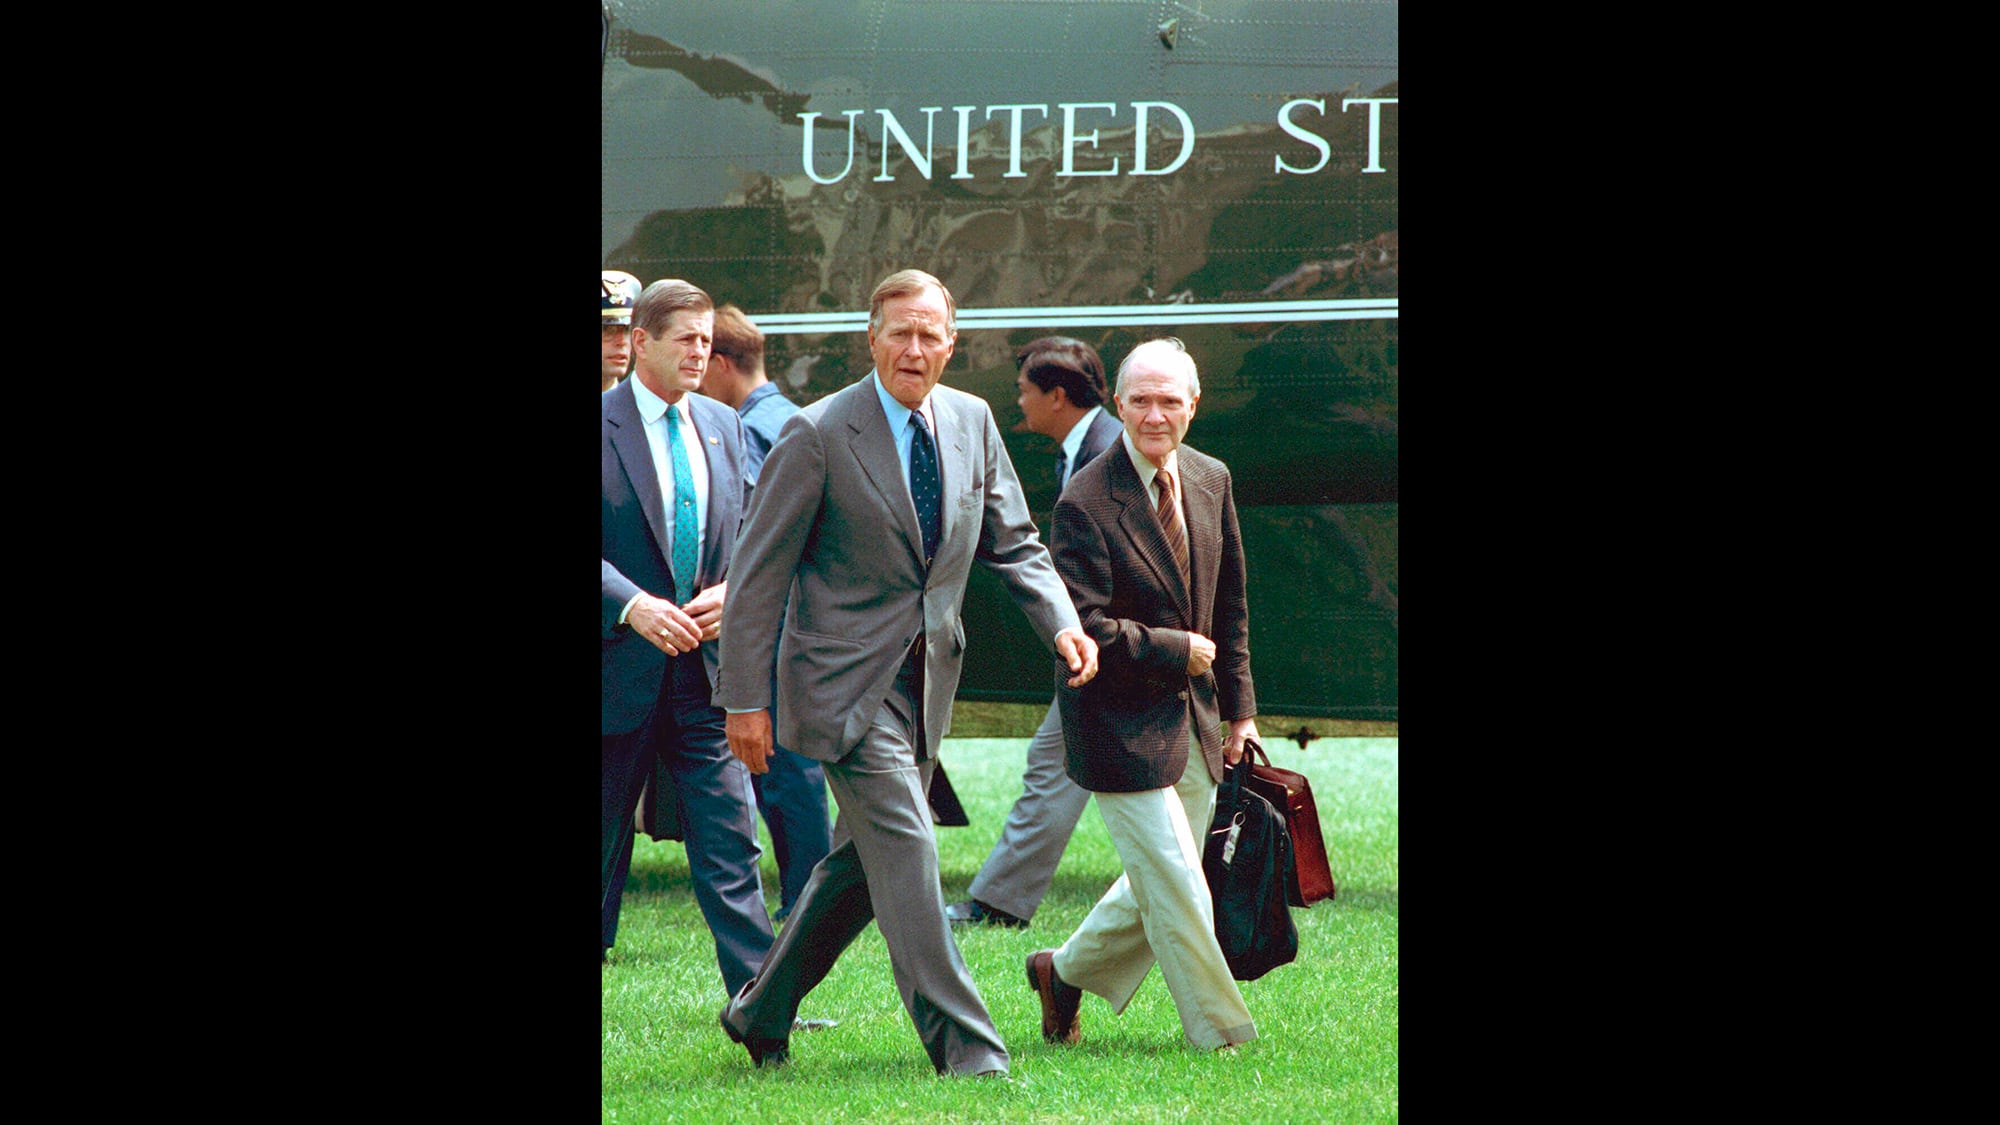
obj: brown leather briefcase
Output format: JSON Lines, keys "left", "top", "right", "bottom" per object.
{"left": 1240, "top": 737, "right": 1336, "bottom": 906}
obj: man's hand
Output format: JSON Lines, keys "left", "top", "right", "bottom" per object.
{"left": 1223, "top": 717, "right": 1260, "bottom": 767}
{"left": 726, "top": 709, "right": 774, "bottom": 774}
{"left": 628, "top": 592, "right": 702, "bottom": 654}
{"left": 1055, "top": 627, "right": 1099, "bottom": 687}
{"left": 682, "top": 579, "right": 727, "bottom": 644}
{"left": 1186, "top": 632, "right": 1216, "bottom": 676}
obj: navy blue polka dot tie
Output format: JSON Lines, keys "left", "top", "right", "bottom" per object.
{"left": 909, "top": 411, "right": 942, "bottom": 565}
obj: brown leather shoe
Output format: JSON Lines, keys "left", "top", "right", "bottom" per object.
{"left": 1025, "top": 950, "right": 1081, "bottom": 1044}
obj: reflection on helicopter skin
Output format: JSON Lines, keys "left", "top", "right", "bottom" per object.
{"left": 602, "top": 1, "right": 1398, "bottom": 721}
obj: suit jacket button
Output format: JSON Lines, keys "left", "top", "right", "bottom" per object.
{"left": 1177, "top": 690, "right": 1188, "bottom": 700}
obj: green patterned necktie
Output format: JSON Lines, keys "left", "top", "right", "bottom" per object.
{"left": 664, "top": 405, "right": 699, "bottom": 604}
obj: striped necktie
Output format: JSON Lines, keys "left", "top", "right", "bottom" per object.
{"left": 1156, "top": 467, "right": 1189, "bottom": 586}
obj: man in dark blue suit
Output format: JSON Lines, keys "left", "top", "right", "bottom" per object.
{"left": 600, "top": 278, "right": 773, "bottom": 992}
{"left": 948, "top": 337, "right": 1125, "bottom": 931}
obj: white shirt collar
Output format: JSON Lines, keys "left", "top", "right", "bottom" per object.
{"left": 871, "top": 370, "right": 935, "bottom": 434}
{"left": 629, "top": 375, "right": 689, "bottom": 428}
{"left": 1120, "top": 429, "right": 1178, "bottom": 493}
{"left": 1058, "top": 405, "right": 1104, "bottom": 467}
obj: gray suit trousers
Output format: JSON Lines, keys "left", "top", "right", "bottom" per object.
{"left": 966, "top": 700, "right": 1094, "bottom": 920}
{"left": 723, "top": 663, "right": 1009, "bottom": 1076}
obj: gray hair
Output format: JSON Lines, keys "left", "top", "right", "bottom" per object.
{"left": 868, "top": 268, "right": 956, "bottom": 334}
{"left": 1115, "top": 337, "right": 1200, "bottom": 399}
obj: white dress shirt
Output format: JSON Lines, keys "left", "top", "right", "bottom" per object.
{"left": 618, "top": 378, "right": 710, "bottom": 622}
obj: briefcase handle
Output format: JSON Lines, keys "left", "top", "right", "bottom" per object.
{"left": 1217, "top": 747, "right": 1248, "bottom": 805}
{"left": 1218, "top": 736, "right": 1274, "bottom": 804}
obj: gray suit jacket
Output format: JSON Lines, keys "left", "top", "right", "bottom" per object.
{"left": 1051, "top": 441, "right": 1255, "bottom": 792}
{"left": 716, "top": 372, "right": 1080, "bottom": 761}
{"left": 601, "top": 380, "right": 751, "bottom": 734}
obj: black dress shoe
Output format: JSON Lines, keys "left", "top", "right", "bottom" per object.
{"left": 719, "top": 1008, "right": 790, "bottom": 1068}
{"left": 945, "top": 899, "right": 1028, "bottom": 929}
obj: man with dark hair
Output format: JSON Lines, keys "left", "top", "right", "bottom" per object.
{"left": 696, "top": 303, "right": 833, "bottom": 925}
{"left": 1016, "top": 335, "right": 1109, "bottom": 415}
{"left": 715, "top": 270, "right": 1099, "bottom": 1076}
{"left": 947, "top": 336, "right": 1124, "bottom": 931}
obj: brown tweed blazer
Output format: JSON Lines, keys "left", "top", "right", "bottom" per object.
{"left": 1050, "top": 440, "right": 1255, "bottom": 793}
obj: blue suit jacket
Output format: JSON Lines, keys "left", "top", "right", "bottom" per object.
{"left": 601, "top": 379, "right": 751, "bottom": 735}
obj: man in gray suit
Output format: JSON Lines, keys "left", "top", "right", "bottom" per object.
{"left": 600, "top": 279, "right": 773, "bottom": 992}
{"left": 949, "top": 337, "right": 1124, "bottom": 931}
{"left": 716, "top": 269, "right": 1100, "bottom": 1076}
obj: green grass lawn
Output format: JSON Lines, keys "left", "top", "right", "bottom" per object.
{"left": 602, "top": 736, "right": 1397, "bottom": 1123}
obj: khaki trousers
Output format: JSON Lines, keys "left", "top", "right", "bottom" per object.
{"left": 1052, "top": 744, "right": 1256, "bottom": 1049}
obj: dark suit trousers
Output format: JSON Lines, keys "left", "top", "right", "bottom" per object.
{"left": 602, "top": 823, "right": 636, "bottom": 949}
{"left": 750, "top": 744, "right": 831, "bottom": 917}
{"left": 600, "top": 653, "right": 774, "bottom": 995}
{"left": 722, "top": 648, "right": 1008, "bottom": 1076}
